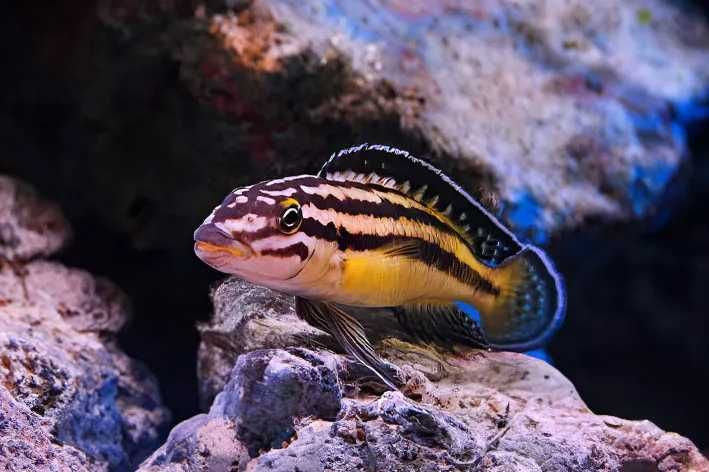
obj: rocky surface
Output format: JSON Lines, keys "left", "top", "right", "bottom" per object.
{"left": 0, "top": 387, "right": 102, "bottom": 472}
{"left": 2, "top": 0, "right": 709, "bottom": 467}
{"left": 5, "top": 0, "right": 709, "bottom": 246}
{"left": 0, "top": 175, "right": 71, "bottom": 261}
{"left": 194, "top": 0, "right": 709, "bottom": 240}
{"left": 196, "top": 277, "right": 335, "bottom": 409}
{"left": 0, "top": 176, "right": 170, "bottom": 471}
{"left": 141, "top": 277, "right": 709, "bottom": 471}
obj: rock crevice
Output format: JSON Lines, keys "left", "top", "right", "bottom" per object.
{"left": 0, "top": 176, "right": 171, "bottom": 471}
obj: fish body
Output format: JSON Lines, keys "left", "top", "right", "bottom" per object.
{"left": 194, "top": 144, "right": 565, "bottom": 387}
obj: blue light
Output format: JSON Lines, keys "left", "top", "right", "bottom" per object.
{"left": 456, "top": 301, "right": 554, "bottom": 365}
{"left": 456, "top": 301, "right": 481, "bottom": 323}
{"left": 673, "top": 98, "right": 709, "bottom": 123}
{"left": 504, "top": 192, "right": 548, "bottom": 245}
{"left": 524, "top": 348, "right": 553, "bottom": 364}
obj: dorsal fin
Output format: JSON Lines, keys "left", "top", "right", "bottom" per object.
{"left": 318, "top": 143, "right": 524, "bottom": 266}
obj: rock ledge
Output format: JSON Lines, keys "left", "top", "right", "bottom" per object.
{"left": 141, "top": 278, "right": 708, "bottom": 472}
{"left": 0, "top": 176, "right": 171, "bottom": 471}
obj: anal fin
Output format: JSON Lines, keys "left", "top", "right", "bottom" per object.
{"left": 295, "top": 297, "right": 397, "bottom": 389}
{"left": 395, "top": 304, "right": 490, "bottom": 349}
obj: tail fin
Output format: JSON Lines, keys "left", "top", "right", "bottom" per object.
{"left": 480, "top": 246, "right": 566, "bottom": 351}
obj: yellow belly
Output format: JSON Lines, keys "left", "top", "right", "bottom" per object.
{"left": 336, "top": 249, "right": 480, "bottom": 307}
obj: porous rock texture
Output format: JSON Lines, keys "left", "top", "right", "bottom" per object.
{"left": 6, "top": 0, "right": 709, "bottom": 247}
{"left": 0, "top": 175, "right": 71, "bottom": 261}
{"left": 194, "top": 0, "right": 709, "bottom": 240}
{"left": 5, "top": 0, "right": 709, "bottom": 445}
{"left": 139, "top": 277, "right": 709, "bottom": 472}
{"left": 0, "top": 176, "right": 171, "bottom": 471}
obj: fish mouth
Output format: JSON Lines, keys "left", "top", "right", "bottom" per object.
{"left": 193, "top": 224, "right": 253, "bottom": 261}
{"left": 194, "top": 240, "right": 251, "bottom": 259}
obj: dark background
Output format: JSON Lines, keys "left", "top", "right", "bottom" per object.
{"left": 1, "top": 1, "right": 707, "bottom": 451}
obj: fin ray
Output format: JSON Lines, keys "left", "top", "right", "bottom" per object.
{"left": 380, "top": 239, "right": 423, "bottom": 258}
{"left": 477, "top": 246, "right": 566, "bottom": 350}
{"left": 295, "top": 297, "right": 397, "bottom": 389}
{"left": 319, "top": 143, "right": 523, "bottom": 266}
{"left": 395, "top": 304, "right": 490, "bottom": 348}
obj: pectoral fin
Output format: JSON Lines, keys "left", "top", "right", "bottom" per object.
{"left": 295, "top": 297, "right": 397, "bottom": 389}
{"left": 394, "top": 304, "right": 490, "bottom": 349}
{"left": 381, "top": 239, "right": 422, "bottom": 258}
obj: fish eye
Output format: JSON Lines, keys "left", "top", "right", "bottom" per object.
{"left": 278, "top": 203, "right": 302, "bottom": 234}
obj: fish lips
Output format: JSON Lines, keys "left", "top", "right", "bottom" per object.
{"left": 193, "top": 224, "right": 253, "bottom": 266}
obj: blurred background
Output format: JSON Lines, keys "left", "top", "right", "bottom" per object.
{"left": 1, "top": 0, "right": 707, "bottom": 452}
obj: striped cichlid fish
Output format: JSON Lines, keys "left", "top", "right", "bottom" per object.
{"left": 194, "top": 144, "right": 565, "bottom": 387}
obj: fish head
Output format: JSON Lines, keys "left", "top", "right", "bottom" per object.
{"left": 194, "top": 178, "right": 322, "bottom": 286}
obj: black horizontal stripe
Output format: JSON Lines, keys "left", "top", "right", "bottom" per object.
{"left": 210, "top": 175, "right": 511, "bottom": 277}
{"left": 318, "top": 145, "right": 524, "bottom": 265}
{"left": 212, "top": 177, "right": 380, "bottom": 221}
{"left": 300, "top": 217, "right": 339, "bottom": 241}
{"left": 300, "top": 190, "right": 458, "bottom": 241}
{"left": 215, "top": 177, "right": 461, "bottom": 241}
{"left": 299, "top": 217, "right": 499, "bottom": 296}
{"left": 260, "top": 242, "right": 309, "bottom": 261}
{"left": 239, "top": 226, "right": 282, "bottom": 242}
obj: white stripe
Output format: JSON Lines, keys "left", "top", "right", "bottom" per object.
{"left": 249, "top": 232, "right": 314, "bottom": 252}
{"left": 300, "top": 183, "right": 382, "bottom": 204}
{"left": 217, "top": 214, "right": 269, "bottom": 234}
{"left": 303, "top": 204, "right": 453, "bottom": 246}
{"left": 326, "top": 170, "right": 372, "bottom": 185}
{"left": 233, "top": 186, "right": 253, "bottom": 195}
{"left": 227, "top": 195, "right": 249, "bottom": 207}
{"left": 264, "top": 175, "right": 311, "bottom": 187}
{"left": 327, "top": 171, "right": 404, "bottom": 196}
{"left": 256, "top": 196, "right": 276, "bottom": 205}
{"left": 261, "top": 188, "right": 298, "bottom": 197}
{"left": 318, "top": 143, "right": 523, "bottom": 255}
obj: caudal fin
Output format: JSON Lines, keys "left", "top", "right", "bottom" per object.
{"left": 480, "top": 246, "right": 566, "bottom": 351}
